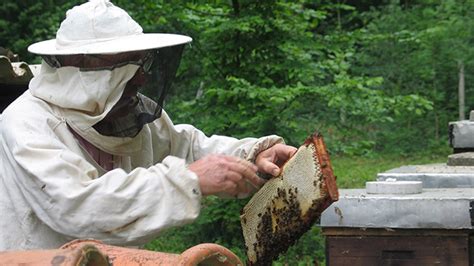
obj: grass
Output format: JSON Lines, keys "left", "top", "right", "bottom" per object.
{"left": 332, "top": 149, "right": 450, "bottom": 189}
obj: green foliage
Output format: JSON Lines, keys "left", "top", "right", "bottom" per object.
{"left": 0, "top": 1, "right": 80, "bottom": 63}
{"left": 351, "top": 1, "right": 474, "bottom": 150}
{"left": 333, "top": 148, "right": 451, "bottom": 189}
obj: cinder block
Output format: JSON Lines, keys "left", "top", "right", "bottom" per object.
{"left": 448, "top": 152, "right": 474, "bottom": 166}
{"left": 449, "top": 120, "right": 474, "bottom": 148}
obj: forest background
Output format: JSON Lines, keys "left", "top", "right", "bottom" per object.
{"left": 1, "top": 0, "right": 473, "bottom": 264}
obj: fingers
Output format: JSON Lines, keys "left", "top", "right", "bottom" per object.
{"left": 226, "top": 157, "right": 258, "bottom": 174}
{"left": 258, "top": 159, "right": 281, "bottom": 177}
{"left": 255, "top": 144, "right": 298, "bottom": 177}
{"left": 225, "top": 157, "right": 264, "bottom": 188}
{"left": 190, "top": 154, "right": 264, "bottom": 197}
{"left": 213, "top": 158, "right": 258, "bottom": 196}
{"left": 221, "top": 179, "right": 239, "bottom": 195}
{"left": 274, "top": 144, "right": 298, "bottom": 164}
{"left": 192, "top": 146, "right": 297, "bottom": 197}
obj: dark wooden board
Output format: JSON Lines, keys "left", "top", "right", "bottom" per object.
{"left": 325, "top": 234, "right": 470, "bottom": 266}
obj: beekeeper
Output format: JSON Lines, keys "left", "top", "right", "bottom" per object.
{"left": 0, "top": 0, "right": 297, "bottom": 251}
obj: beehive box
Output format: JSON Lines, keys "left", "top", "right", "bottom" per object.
{"left": 321, "top": 188, "right": 474, "bottom": 265}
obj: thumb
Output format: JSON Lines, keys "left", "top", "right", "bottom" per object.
{"left": 259, "top": 159, "right": 281, "bottom": 177}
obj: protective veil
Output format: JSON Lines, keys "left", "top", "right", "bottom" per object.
{"left": 91, "top": 44, "right": 186, "bottom": 138}
{"left": 0, "top": 60, "right": 283, "bottom": 250}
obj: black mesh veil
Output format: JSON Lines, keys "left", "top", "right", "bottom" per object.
{"left": 145, "top": 44, "right": 185, "bottom": 111}
{"left": 92, "top": 44, "right": 186, "bottom": 137}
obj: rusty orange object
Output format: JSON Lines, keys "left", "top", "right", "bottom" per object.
{"left": 0, "top": 239, "right": 243, "bottom": 266}
{"left": 61, "top": 239, "right": 243, "bottom": 265}
{"left": 0, "top": 243, "right": 109, "bottom": 265}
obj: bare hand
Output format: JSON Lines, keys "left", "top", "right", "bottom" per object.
{"left": 255, "top": 143, "right": 297, "bottom": 177}
{"left": 189, "top": 154, "right": 265, "bottom": 196}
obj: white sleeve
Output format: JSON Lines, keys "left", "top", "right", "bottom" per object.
{"left": 153, "top": 112, "right": 285, "bottom": 198}
{"left": 155, "top": 111, "right": 285, "bottom": 163}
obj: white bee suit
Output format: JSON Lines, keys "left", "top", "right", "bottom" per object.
{"left": 0, "top": 62, "right": 283, "bottom": 250}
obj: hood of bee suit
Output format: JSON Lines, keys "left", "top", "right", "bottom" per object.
{"left": 29, "top": 61, "right": 150, "bottom": 155}
{"left": 24, "top": 0, "right": 193, "bottom": 155}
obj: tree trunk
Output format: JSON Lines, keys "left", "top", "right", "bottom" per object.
{"left": 458, "top": 61, "right": 465, "bottom": 120}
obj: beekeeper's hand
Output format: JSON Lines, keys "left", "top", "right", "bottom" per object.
{"left": 189, "top": 155, "right": 265, "bottom": 196}
{"left": 255, "top": 143, "right": 297, "bottom": 177}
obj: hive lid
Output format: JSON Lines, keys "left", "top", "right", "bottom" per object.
{"left": 366, "top": 180, "right": 422, "bottom": 194}
{"left": 240, "top": 132, "right": 338, "bottom": 265}
{"left": 377, "top": 164, "right": 474, "bottom": 188}
{"left": 321, "top": 188, "right": 474, "bottom": 229}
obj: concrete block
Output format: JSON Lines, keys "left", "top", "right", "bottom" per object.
{"left": 449, "top": 120, "right": 474, "bottom": 148}
{"left": 447, "top": 152, "right": 474, "bottom": 166}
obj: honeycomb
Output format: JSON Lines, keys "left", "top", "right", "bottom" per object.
{"left": 240, "top": 132, "right": 338, "bottom": 265}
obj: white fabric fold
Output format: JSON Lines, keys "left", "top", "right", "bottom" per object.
{"left": 30, "top": 61, "right": 145, "bottom": 155}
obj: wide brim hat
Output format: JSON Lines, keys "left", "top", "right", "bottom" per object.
{"left": 28, "top": 0, "right": 192, "bottom": 55}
